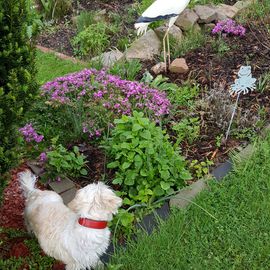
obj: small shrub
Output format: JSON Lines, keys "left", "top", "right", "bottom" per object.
{"left": 104, "top": 111, "right": 191, "bottom": 205}
{"left": 0, "top": 0, "right": 38, "bottom": 175}
{"left": 72, "top": 23, "right": 109, "bottom": 58}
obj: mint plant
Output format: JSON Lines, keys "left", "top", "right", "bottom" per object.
{"left": 43, "top": 144, "right": 88, "bottom": 182}
{"left": 104, "top": 111, "right": 191, "bottom": 205}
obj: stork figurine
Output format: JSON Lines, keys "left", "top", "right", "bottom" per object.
{"left": 135, "top": 0, "right": 191, "bottom": 71}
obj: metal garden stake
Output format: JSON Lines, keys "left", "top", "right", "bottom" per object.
{"left": 225, "top": 66, "right": 256, "bottom": 141}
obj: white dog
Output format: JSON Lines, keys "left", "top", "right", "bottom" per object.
{"left": 19, "top": 170, "right": 122, "bottom": 270}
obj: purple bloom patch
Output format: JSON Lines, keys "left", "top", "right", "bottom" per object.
{"left": 19, "top": 123, "right": 44, "bottom": 143}
{"left": 212, "top": 19, "right": 246, "bottom": 36}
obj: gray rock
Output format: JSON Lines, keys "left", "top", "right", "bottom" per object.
{"left": 151, "top": 62, "right": 166, "bottom": 75}
{"left": 175, "top": 9, "right": 199, "bottom": 31}
{"left": 125, "top": 29, "right": 161, "bottom": 60}
{"left": 233, "top": 0, "right": 253, "bottom": 12}
{"left": 92, "top": 49, "right": 124, "bottom": 67}
{"left": 194, "top": 5, "right": 217, "bottom": 23}
{"left": 155, "top": 24, "right": 183, "bottom": 42}
{"left": 170, "top": 179, "right": 208, "bottom": 209}
{"left": 169, "top": 58, "right": 189, "bottom": 74}
{"left": 49, "top": 178, "right": 75, "bottom": 194}
{"left": 61, "top": 187, "right": 77, "bottom": 205}
{"left": 215, "top": 4, "right": 239, "bottom": 19}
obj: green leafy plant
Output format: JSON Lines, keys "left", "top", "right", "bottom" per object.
{"left": 104, "top": 111, "right": 191, "bottom": 205}
{"left": 72, "top": 22, "right": 109, "bottom": 58}
{"left": 36, "top": 0, "right": 72, "bottom": 20}
{"left": 0, "top": 0, "right": 38, "bottom": 176}
{"left": 172, "top": 117, "right": 200, "bottom": 145}
{"left": 109, "top": 60, "right": 142, "bottom": 81}
{"left": 141, "top": 74, "right": 199, "bottom": 108}
{"left": 76, "top": 11, "right": 96, "bottom": 33}
{"left": 189, "top": 159, "right": 213, "bottom": 179}
{"left": 43, "top": 143, "right": 88, "bottom": 181}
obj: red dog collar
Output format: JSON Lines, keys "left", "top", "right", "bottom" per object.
{"left": 78, "top": 218, "right": 108, "bottom": 229}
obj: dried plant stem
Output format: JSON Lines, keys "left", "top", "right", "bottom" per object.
{"left": 225, "top": 93, "right": 240, "bottom": 141}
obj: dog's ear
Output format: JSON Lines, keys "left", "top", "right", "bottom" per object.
{"left": 97, "top": 182, "right": 122, "bottom": 214}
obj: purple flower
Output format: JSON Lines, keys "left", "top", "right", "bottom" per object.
{"left": 19, "top": 123, "right": 44, "bottom": 143}
{"left": 41, "top": 68, "right": 171, "bottom": 140}
{"left": 39, "top": 152, "right": 47, "bottom": 163}
{"left": 212, "top": 19, "right": 246, "bottom": 36}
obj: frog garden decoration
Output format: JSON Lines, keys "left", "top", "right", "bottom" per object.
{"left": 225, "top": 66, "right": 257, "bottom": 141}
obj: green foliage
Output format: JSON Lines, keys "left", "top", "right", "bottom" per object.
{"left": 109, "top": 60, "right": 142, "bottom": 81}
{"left": 173, "top": 30, "right": 206, "bottom": 58}
{"left": 36, "top": 0, "right": 72, "bottom": 20}
{"left": 104, "top": 111, "right": 191, "bottom": 205}
{"left": 257, "top": 71, "right": 270, "bottom": 93}
{"left": 76, "top": 11, "right": 96, "bottom": 33}
{"left": 211, "top": 36, "right": 230, "bottom": 58}
{"left": 72, "top": 22, "right": 109, "bottom": 58}
{"left": 0, "top": 0, "right": 38, "bottom": 175}
{"left": 172, "top": 117, "right": 200, "bottom": 145}
{"left": 43, "top": 143, "right": 88, "bottom": 181}
{"left": 141, "top": 73, "right": 199, "bottom": 108}
{"left": 189, "top": 159, "right": 213, "bottom": 179}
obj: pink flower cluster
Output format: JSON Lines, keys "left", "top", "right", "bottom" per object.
{"left": 212, "top": 19, "right": 246, "bottom": 36}
{"left": 19, "top": 123, "right": 44, "bottom": 143}
{"left": 41, "top": 69, "right": 170, "bottom": 117}
{"left": 41, "top": 69, "right": 171, "bottom": 138}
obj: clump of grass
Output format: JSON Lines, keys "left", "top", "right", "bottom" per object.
{"left": 172, "top": 30, "right": 207, "bottom": 58}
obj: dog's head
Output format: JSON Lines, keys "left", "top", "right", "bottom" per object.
{"left": 68, "top": 182, "right": 122, "bottom": 221}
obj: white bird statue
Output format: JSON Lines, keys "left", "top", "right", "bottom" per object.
{"left": 135, "top": 0, "right": 190, "bottom": 71}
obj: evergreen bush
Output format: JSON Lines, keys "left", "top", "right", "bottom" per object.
{"left": 0, "top": 0, "right": 38, "bottom": 175}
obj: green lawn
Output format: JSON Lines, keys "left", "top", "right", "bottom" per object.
{"left": 36, "top": 50, "right": 90, "bottom": 84}
{"left": 109, "top": 134, "right": 270, "bottom": 269}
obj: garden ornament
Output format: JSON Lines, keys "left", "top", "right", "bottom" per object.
{"left": 135, "top": 0, "right": 191, "bottom": 72}
{"left": 225, "top": 66, "right": 256, "bottom": 141}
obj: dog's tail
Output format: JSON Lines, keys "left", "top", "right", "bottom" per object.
{"left": 19, "top": 170, "right": 37, "bottom": 198}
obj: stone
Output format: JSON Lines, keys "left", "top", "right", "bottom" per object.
{"left": 233, "top": 0, "right": 253, "bottom": 12}
{"left": 27, "top": 160, "right": 44, "bottom": 176}
{"left": 151, "top": 62, "right": 166, "bottom": 75}
{"left": 61, "top": 187, "right": 77, "bottom": 205}
{"left": 92, "top": 49, "right": 124, "bottom": 67}
{"left": 155, "top": 24, "right": 183, "bottom": 42}
{"left": 175, "top": 9, "right": 199, "bottom": 31}
{"left": 215, "top": 4, "right": 239, "bottom": 19}
{"left": 194, "top": 5, "right": 217, "bottom": 23}
{"left": 49, "top": 178, "right": 75, "bottom": 194}
{"left": 204, "top": 23, "right": 216, "bottom": 32}
{"left": 169, "top": 58, "right": 189, "bottom": 74}
{"left": 125, "top": 29, "right": 161, "bottom": 60}
{"left": 170, "top": 179, "right": 208, "bottom": 209}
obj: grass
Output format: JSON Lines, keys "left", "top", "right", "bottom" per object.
{"left": 36, "top": 50, "right": 90, "bottom": 84}
{"left": 109, "top": 133, "right": 270, "bottom": 269}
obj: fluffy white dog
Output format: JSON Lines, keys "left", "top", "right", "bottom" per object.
{"left": 19, "top": 170, "right": 122, "bottom": 270}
